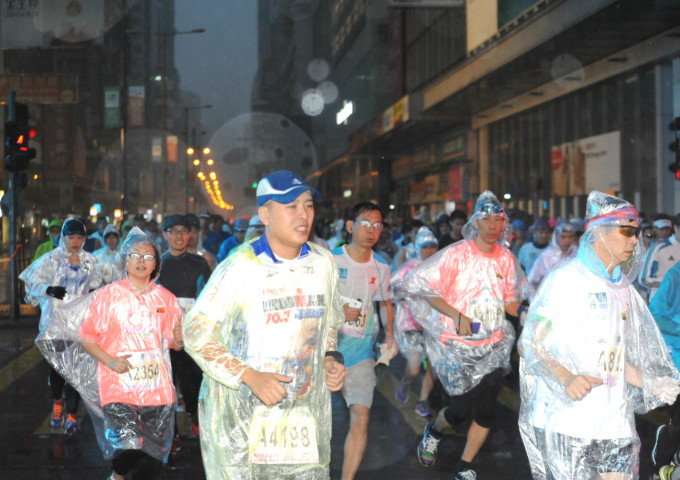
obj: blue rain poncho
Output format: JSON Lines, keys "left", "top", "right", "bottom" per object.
{"left": 649, "top": 261, "right": 680, "bottom": 370}
{"left": 182, "top": 234, "right": 343, "bottom": 480}
{"left": 527, "top": 220, "right": 577, "bottom": 298}
{"left": 35, "top": 227, "right": 181, "bottom": 462}
{"left": 402, "top": 191, "right": 528, "bottom": 395}
{"left": 519, "top": 191, "right": 680, "bottom": 480}
{"left": 20, "top": 218, "right": 102, "bottom": 333}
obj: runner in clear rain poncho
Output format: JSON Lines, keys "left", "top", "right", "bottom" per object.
{"left": 182, "top": 170, "right": 346, "bottom": 480}
{"left": 20, "top": 218, "right": 103, "bottom": 436}
{"left": 35, "top": 227, "right": 183, "bottom": 480}
{"left": 403, "top": 191, "right": 528, "bottom": 479}
{"left": 391, "top": 226, "right": 439, "bottom": 416}
{"left": 518, "top": 190, "right": 680, "bottom": 480}
{"left": 527, "top": 220, "right": 577, "bottom": 299}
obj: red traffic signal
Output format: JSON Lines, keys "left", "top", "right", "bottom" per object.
{"left": 4, "top": 104, "right": 37, "bottom": 172}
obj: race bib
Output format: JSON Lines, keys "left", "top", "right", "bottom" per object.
{"left": 248, "top": 406, "right": 319, "bottom": 464}
{"left": 466, "top": 297, "right": 504, "bottom": 333}
{"left": 340, "top": 303, "right": 369, "bottom": 338}
{"left": 598, "top": 346, "right": 623, "bottom": 387}
{"left": 119, "top": 350, "right": 163, "bottom": 392}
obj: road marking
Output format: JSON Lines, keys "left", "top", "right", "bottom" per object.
{"left": 0, "top": 345, "right": 44, "bottom": 394}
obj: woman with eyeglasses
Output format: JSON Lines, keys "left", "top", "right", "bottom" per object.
{"left": 519, "top": 190, "right": 680, "bottom": 480}
{"left": 36, "top": 227, "right": 183, "bottom": 480}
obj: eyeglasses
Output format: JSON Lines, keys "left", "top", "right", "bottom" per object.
{"left": 129, "top": 253, "right": 156, "bottom": 262}
{"left": 617, "top": 226, "right": 641, "bottom": 238}
{"left": 166, "top": 227, "right": 188, "bottom": 235}
{"left": 477, "top": 205, "right": 504, "bottom": 215}
{"left": 355, "top": 220, "right": 383, "bottom": 230}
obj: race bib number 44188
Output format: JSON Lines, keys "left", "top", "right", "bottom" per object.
{"left": 248, "top": 406, "right": 319, "bottom": 464}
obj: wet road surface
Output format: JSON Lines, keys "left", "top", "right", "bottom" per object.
{"left": 0, "top": 316, "right": 665, "bottom": 479}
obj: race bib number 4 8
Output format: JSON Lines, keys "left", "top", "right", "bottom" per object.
{"left": 119, "top": 351, "right": 163, "bottom": 392}
{"left": 248, "top": 406, "right": 319, "bottom": 464}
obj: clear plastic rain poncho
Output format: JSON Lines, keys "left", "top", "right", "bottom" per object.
{"left": 182, "top": 235, "right": 343, "bottom": 480}
{"left": 93, "top": 224, "right": 120, "bottom": 284}
{"left": 527, "top": 220, "right": 577, "bottom": 298}
{"left": 35, "top": 227, "right": 181, "bottom": 462}
{"left": 391, "top": 227, "right": 439, "bottom": 359}
{"left": 19, "top": 218, "right": 102, "bottom": 333}
{"left": 519, "top": 191, "right": 680, "bottom": 480}
{"left": 402, "top": 191, "right": 528, "bottom": 395}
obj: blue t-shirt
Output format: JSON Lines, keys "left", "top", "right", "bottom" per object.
{"left": 331, "top": 246, "right": 391, "bottom": 367}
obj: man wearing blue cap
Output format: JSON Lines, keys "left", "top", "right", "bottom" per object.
{"left": 183, "top": 170, "right": 346, "bottom": 480}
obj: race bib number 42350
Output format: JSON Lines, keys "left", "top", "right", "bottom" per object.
{"left": 248, "top": 406, "right": 319, "bottom": 464}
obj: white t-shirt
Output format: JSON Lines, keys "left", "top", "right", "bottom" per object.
{"left": 332, "top": 245, "right": 391, "bottom": 367}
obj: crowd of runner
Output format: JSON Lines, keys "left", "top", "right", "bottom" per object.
{"left": 18, "top": 169, "right": 680, "bottom": 480}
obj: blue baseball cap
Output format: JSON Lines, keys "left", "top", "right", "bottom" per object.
{"left": 256, "top": 170, "right": 321, "bottom": 208}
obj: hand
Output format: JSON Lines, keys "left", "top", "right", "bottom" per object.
{"left": 46, "top": 286, "right": 67, "bottom": 300}
{"left": 173, "top": 320, "right": 183, "bottom": 348}
{"left": 343, "top": 304, "right": 361, "bottom": 324}
{"left": 647, "top": 376, "right": 680, "bottom": 404}
{"left": 456, "top": 314, "right": 472, "bottom": 336}
{"left": 108, "top": 355, "right": 133, "bottom": 374}
{"left": 563, "top": 374, "right": 603, "bottom": 400}
{"left": 323, "top": 357, "right": 346, "bottom": 392}
{"left": 384, "top": 334, "right": 398, "bottom": 359}
{"left": 241, "top": 369, "right": 293, "bottom": 406}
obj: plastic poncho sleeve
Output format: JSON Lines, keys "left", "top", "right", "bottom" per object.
{"left": 183, "top": 258, "right": 251, "bottom": 389}
{"left": 20, "top": 253, "right": 56, "bottom": 304}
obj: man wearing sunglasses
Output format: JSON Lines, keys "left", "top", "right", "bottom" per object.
{"left": 638, "top": 215, "right": 680, "bottom": 302}
{"left": 519, "top": 190, "right": 680, "bottom": 480}
{"left": 404, "top": 191, "right": 527, "bottom": 480}
{"left": 157, "top": 214, "right": 212, "bottom": 449}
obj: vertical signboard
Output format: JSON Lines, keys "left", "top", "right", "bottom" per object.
{"left": 104, "top": 87, "right": 120, "bottom": 129}
{"left": 128, "top": 86, "right": 145, "bottom": 128}
{"left": 167, "top": 135, "right": 178, "bottom": 163}
{"left": 152, "top": 137, "right": 162, "bottom": 163}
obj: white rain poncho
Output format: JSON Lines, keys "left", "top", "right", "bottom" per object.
{"left": 391, "top": 227, "right": 438, "bottom": 359}
{"left": 402, "top": 191, "right": 528, "bottom": 395}
{"left": 527, "top": 220, "right": 577, "bottom": 298}
{"left": 20, "top": 218, "right": 102, "bottom": 333}
{"left": 519, "top": 191, "right": 680, "bottom": 480}
{"left": 35, "top": 227, "right": 181, "bottom": 462}
{"left": 183, "top": 235, "right": 343, "bottom": 480}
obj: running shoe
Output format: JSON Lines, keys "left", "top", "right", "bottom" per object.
{"left": 415, "top": 400, "right": 434, "bottom": 417}
{"left": 51, "top": 399, "right": 65, "bottom": 428}
{"left": 64, "top": 413, "right": 80, "bottom": 437}
{"left": 660, "top": 464, "right": 678, "bottom": 480}
{"left": 396, "top": 377, "right": 409, "bottom": 403}
{"left": 170, "top": 434, "right": 181, "bottom": 456}
{"left": 452, "top": 468, "right": 477, "bottom": 480}
{"left": 417, "top": 421, "right": 441, "bottom": 467}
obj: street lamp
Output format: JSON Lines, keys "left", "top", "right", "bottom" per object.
{"left": 184, "top": 104, "right": 212, "bottom": 212}
{"left": 157, "top": 28, "right": 206, "bottom": 214}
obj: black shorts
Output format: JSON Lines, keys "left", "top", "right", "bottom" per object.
{"left": 443, "top": 368, "right": 503, "bottom": 429}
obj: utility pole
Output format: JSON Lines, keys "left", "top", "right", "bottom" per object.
{"left": 7, "top": 91, "right": 18, "bottom": 319}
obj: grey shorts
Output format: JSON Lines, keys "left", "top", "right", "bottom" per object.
{"left": 341, "top": 358, "right": 377, "bottom": 408}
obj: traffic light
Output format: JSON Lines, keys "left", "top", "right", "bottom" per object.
{"left": 4, "top": 103, "right": 36, "bottom": 172}
{"left": 669, "top": 117, "right": 680, "bottom": 181}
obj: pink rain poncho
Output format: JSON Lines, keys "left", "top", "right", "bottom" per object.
{"left": 182, "top": 235, "right": 343, "bottom": 480}
{"left": 36, "top": 227, "right": 182, "bottom": 462}
{"left": 402, "top": 191, "right": 528, "bottom": 395}
{"left": 519, "top": 191, "right": 680, "bottom": 480}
